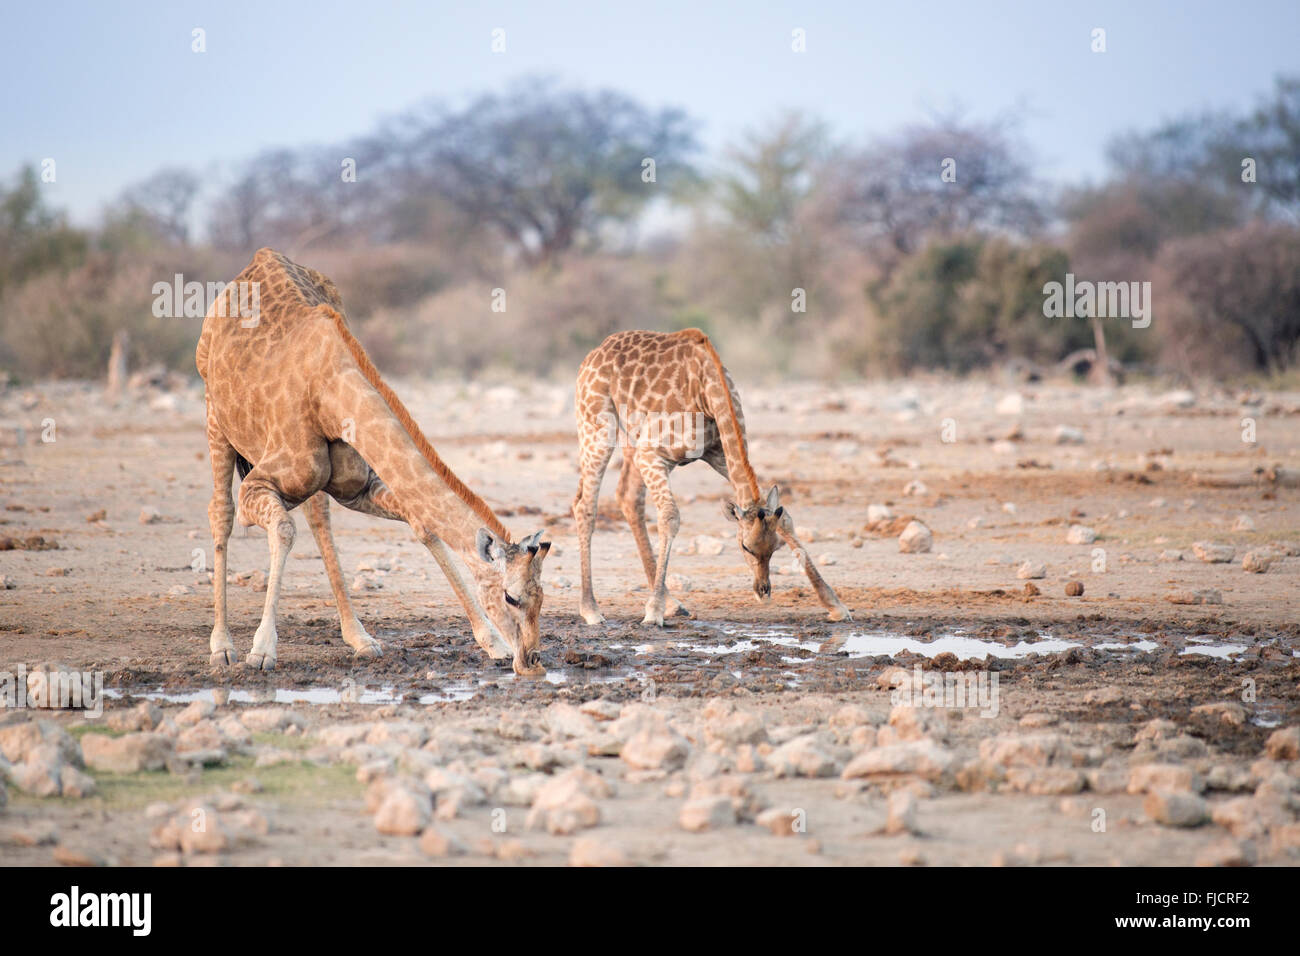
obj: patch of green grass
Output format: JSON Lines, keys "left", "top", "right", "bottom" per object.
{"left": 66, "top": 723, "right": 128, "bottom": 740}
{"left": 10, "top": 755, "right": 361, "bottom": 813}
{"left": 251, "top": 731, "right": 313, "bottom": 752}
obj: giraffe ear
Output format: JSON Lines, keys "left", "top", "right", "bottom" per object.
{"left": 765, "top": 485, "right": 781, "bottom": 511}
{"left": 722, "top": 501, "right": 740, "bottom": 522}
{"left": 476, "top": 528, "right": 506, "bottom": 564}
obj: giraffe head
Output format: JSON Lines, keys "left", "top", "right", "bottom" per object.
{"left": 476, "top": 528, "right": 550, "bottom": 677}
{"left": 723, "top": 485, "right": 785, "bottom": 603}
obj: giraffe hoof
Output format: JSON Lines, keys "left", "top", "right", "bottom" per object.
{"left": 246, "top": 652, "right": 276, "bottom": 671}
{"left": 579, "top": 611, "right": 606, "bottom": 626}
{"left": 209, "top": 649, "right": 237, "bottom": 667}
{"left": 670, "top": 603, "right": 692, "bottom": 618}
{"left": 827, "top": 606, "right": 852, "bottom": 623}
{"left": 352, "top": 640, "right": 383, "bottom": 659}
{"left": 641, "top": 611, "right": 666, "bottom": 627}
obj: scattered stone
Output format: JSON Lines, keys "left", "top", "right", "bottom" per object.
{"left": 1023, "top": 582, "right": 1040, "bottom": 596}
{"left": 1265, "top": 727, "right": 1299, "bottom": 761}
{"left": 1019, "top": 713, "right": 1057, "bottom": 729}
{"left": 767, "top": 734, "right": 841, "bottom": 778}
{"left": 373, "top": 785, "right": 432, "bottom": 836}
{"left": 1195, "top": 838, "right": 1256, "bottom": 868}
{"left": 842, "top": 741, "right": 954, "bottom": 782}
{"left": 867, "top": 504, "right": 893, "bottom": 523}
{"left": 52, "top": 845, "right": 105, "bottom": 867}
{"left": 569, "top": 837, "right": 630, "bottom": 867}
{"left": 418, "top": 826, "right": 465, "bottom": 858}
{"left": 579, "top": 700, "right": 621, "bottom": 722}
{"left": 139, "top": 507, "right": 162, "bottom": 525}
{"left": 1192, "top": 541, "right": 1234, "bottom": 563}
{"left": 239, "top": 707, "right": 305, "bottom": 733}
{"left": 979, "top": 734, "right": 1064, "bottom": 768}
{"left": 1066, "top": 525, "right": 1096, "bottom": 545}
{"left": 885, "top": 790, "right": 920, "bottom": 835}
{"left": 545, "top": 702, "right": 597, "bottom": 740}
{"left": 1144, "top": 791, "right": 1208, "bottom": 827}
{"left": 702, "top": 700, "right": 768, "bottom": 746}
{"left": 1064, "top": 581, "right": 1084, "bottom": 597}
{"left": 526, "top": 767, "right": 606, "bottom": 835}
{"left": 898, "top": 520, "right": 932, "bottom": 554}
{"left": 175, "top": 700, "right": 215, "bottom": 726}
{"left": 755, "top": 808, "right": 802, "bottom": 837}
{"left": 81, "top": 733, "right": 173, "bottom": 773}
{"left": 1166, "top": 589, "right": 1223, "bottom": 606}
{"left": 620, "top": 728, "right": 689, "bottom": 771}
{"left": 1005, "top": 768, "right": 1085, "bottom": 795}
{"left": 1191, "top": 702, "right": 1246, "bottom": 728}
{"left": 996, "top": 393, "right": 1024, "bottom": 416}
{"left": 1054, "top": 425, "right": 1085, "bottom": 444}
{"left": 1016, "top": 562, "right": 1046, "bottom": 580}
{"left": 1128, "top": 763, "right": 1202, "bottom": 795}
{"left": 1232, "top": 514, "right": 1255, "bottom": 532}
{"left": 679, "top": 795, "right": 736, "bottom": 832}
{"left": 1242, "top": 550, "right": 1274, "bottom": 573}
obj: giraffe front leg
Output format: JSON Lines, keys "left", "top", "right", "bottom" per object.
{"left": 304, "top": 492, "right": 382, "bottom": 659}
{"left": 778, "top": 515, "right": 852, "bottom": 622}
{"left": 207, "top": 437, "right": 238, "bottom": 666}
{"left": 636, "top": 450, "right": 679, "bottom": 627}
{"left": 417, "top": 531, "right": 514, "bottom": 660}
{"left": 238, "top": 477, "right": 295, "bottom": 671}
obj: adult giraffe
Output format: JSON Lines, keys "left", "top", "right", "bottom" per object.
{"left": 196, "top": 248, "right": 549, "bottom": 676}
{"left": 572, "top": 328, "right": 850, "bottom": 626}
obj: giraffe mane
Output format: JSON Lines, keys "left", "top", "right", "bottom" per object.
{"left": 320, "top": 306, "right": 512, "bottom": 543}
{"left": 678, "top": 328, "right": 761, "bottom": 503}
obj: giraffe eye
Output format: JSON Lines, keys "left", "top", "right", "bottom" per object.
{"left": 504, "top": 591, "right": 521, "bottom": 608}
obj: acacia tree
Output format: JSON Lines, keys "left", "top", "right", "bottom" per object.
{"left": 394, "top": 80, "right": 698, "bottom": 266}
{"left": 835, "top": 113, "right": 1044, "bottom": 270}
{"left": 1159, "top": 223, "right": 1300, "bottom": 374}
{"left": 119, "top": 168, "right": 201, "bottom": 246}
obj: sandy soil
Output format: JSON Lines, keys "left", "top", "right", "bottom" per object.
{"left": 0, "top": 375, "right": 1297, "bottom": 866}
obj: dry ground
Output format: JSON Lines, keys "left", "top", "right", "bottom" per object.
{"left": 0, "top": 375, "right": 1297, "bottom": 866}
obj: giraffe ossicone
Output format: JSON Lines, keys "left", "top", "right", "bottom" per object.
{"left": 196, "top": 248, "right": 549, "bottom": 677}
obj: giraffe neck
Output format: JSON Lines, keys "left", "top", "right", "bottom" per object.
{"left": 321, "top": 305, "right": 511, "bottom": 553}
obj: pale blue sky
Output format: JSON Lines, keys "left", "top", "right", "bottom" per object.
{"left": 3, "top": 0, "right": 1297, "bottom": 224}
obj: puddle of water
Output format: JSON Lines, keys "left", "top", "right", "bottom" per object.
{"left": 1096, "top": 640, "right": 1160, "bottom": 653}
{"left": 832, "top": 631, "right": 1083, "bottom": 660}
{"left": 1178, "top": 643, "right": 1248, "bottom": 660}
{"left": 689, "top": 624, "right": 1256, "bottom": 663}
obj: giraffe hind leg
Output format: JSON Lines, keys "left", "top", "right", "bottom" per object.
{"left": 206, "top": 427, "right": 238, "bottom": 666}
{"left": 617, "top": 455, "right": 689, "bottom": 617}
{"left": 237, "top": 471, "right": 296, "bottom": 671}
{"left": 574, "top": 403, "right": 616, "bottom": 626}
{"left": 303, "top": 492, "right": 382, "bottom": 658}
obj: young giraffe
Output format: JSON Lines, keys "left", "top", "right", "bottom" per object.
{"left": 572, "top": 328, "right": 850, "bottom": 626}
{"left": 196, "top": 248, "right": 549, "bottom": 677}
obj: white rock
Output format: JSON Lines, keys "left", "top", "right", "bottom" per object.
{"left": 1016, "top": 561, "right": 1046, "bottom": 580}
{"left": 1066, "top": 525, "right": 1096, "bottom": 545}
{"left": 898, "top": 521, "right": 932, "bottom": 554}
{"left": 996, "top": 393, "right": 1024, "bottom": 416}
{"left": 679, "top": 795, "right": 736, "bottom": 832}
{"left": 867, "top": 504, "right": 893, "bottom": 523}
